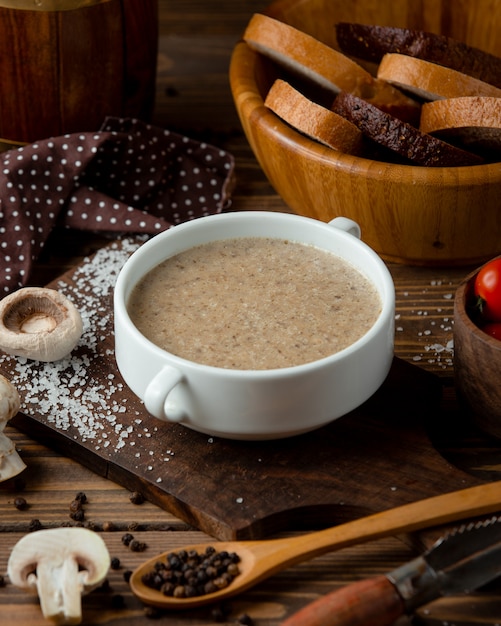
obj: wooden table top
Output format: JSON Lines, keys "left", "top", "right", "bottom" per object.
{"left": 1, "top": 2, "right": 501, "bottom": 625}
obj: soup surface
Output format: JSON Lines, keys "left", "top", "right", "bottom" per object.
{"left": 127, "top": 237, "right": 381, "bottom": 369}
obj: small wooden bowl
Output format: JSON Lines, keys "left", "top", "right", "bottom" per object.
{"left": 454, "top": 258, "right": 501, "bottom": 440}
{"left": 229, "top": 0, "right": 501, "bottom": 266}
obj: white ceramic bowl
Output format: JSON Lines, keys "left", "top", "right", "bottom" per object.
{"left": 114, "top": 211, "right": 395, "bottom": 439}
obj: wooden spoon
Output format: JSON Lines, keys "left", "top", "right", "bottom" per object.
{"left": 130, "top": 480, "right": 501, "bottom": 609}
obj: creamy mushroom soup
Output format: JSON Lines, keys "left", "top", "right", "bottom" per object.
{"left": 127, "top": 237, "right": 381, "bottom": 370}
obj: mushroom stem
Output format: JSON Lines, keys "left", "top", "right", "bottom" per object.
{"left": 34, "top": 556, "right": 83, "bottom": 625}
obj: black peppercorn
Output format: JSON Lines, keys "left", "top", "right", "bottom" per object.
{"left": 110, "top": 557, "right": 121, "bottom": 570}
{"left": 173, "top": 585, "right": 186, "bottom": 598}
{"left": 129, "top": 539, "right": 147, "bottom": 552}
{"left": 28, "top": 519, "right": 43, "bottom": 532}
{"left": 70, "top": 509, "right": 85, "bottom": 522}
{"left": 129, "top": 491, "right": 145, "bottom": 505}
{"left": 13, "top": 497, "right": 27, "bottom": 510}
{"left": 122, "top": 533, "right": 134, "bottom": 546}
{"left": 123, "top": 570, "right": 132, "bottom": 583}
{"left": 0, "top": 574, "right": 5, "bottom": 587}
{"left": 140, "top": 547, "right": 242, "bottom": 599}
{"left": 237, "top": 614, "right": 254, "bottom": 625}
{"left": 74, "top": 491, "right": 87, "bottom": 504}
{"left": 204, "top": 580, "right": 218, "bottom": 595}
{"left": 69, "top": 499, "right": 82, "bottom": 513}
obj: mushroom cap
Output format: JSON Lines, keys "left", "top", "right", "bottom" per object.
{"left": 0, "top": 287, "right": 83, "bottom": 362}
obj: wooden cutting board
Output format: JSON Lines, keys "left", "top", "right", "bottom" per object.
{"left": 0, "top": 237, "right": 488, "bottom": 540}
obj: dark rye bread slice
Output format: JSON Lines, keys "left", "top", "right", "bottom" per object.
{"left": 335, "top": 23, "right": 501, "bottom": 89}
{"left": 331, "top": 91, "right": 484, "bottom": 167}
{"left": 264, "top": 79, "right": 363, "bottom": 154}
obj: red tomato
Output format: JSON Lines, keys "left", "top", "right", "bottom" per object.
{"left": 474, "top": 258, "right": 501, "bottom": 322}
{"left": 481, "top": 322, "right": 501, "bottom": 341}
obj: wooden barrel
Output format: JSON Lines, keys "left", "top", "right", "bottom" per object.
{"left": 0, "top": 0, "right": 158, "bottom": 148}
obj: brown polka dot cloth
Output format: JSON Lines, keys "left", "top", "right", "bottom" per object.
{"left": 0, "top": 117, "right": 235, "bottom": 295}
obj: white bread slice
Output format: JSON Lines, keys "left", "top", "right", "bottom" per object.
{"left": 420, "top": 97, "right": 501, "bottom": 154}
{"left": 264, "top": 79, "right": 363, "bottom": 153}
{"left": 378, "top": 53, "right": 501, "bottom": 101}
{"left": 243, "top": 14, "right": 420, "bottom": 123}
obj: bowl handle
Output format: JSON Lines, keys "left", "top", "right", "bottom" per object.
{"left": 144, "top": 366, "right": 186, "bottom": 422}
{"left": 328, "top": 217, "right": 361, "bottom": 239}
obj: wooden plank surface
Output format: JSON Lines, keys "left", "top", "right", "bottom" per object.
{"left": 1, "top": 1, "right": 501, "bottom": 624}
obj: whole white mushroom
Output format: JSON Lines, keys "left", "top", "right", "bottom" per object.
{"left": 0, "top": 287, "right": 83, "bottom": 362}
{"left": 8, "top": 527, "right": 111, "bottom": 625}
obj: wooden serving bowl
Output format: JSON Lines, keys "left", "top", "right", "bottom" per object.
{"left": 229, "top": 0, "right": 501, "bottom": 266}
{"left": 454, "top": 258, "right": 501, "bottom": 440}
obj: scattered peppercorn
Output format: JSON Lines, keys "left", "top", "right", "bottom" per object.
{"left": 13, "top": 497, "right": 28, "bottom": 511}
{"left": 123, "top": 570, "right": 132, "bottom": 583}
{"left": 0, "top": 574, "right": 5, "bottom": 587}
{"left": 129, "top": 539, "right": 147, "bottom": 552}
{"left": 69, "top": 499, "right": 82, "bottom": 513}
{"left": 110, "top": 557, "right": 121, "bottom": 570}
{"left": 69, "top": 493, "right": 87, "bottom": 523}
{"left": 141, "top": 547, "right": 241, "bottom": 599}
{"left": 28, "top": 519, "right": 43, "bottom": 532}
{"left": 122, "top": 533, "right": 134, "bottom": 546}
{"left": 74, "top": 491, "right": 87, "bottom": 504}
{"left": 70, "top": 508, "right": 85, "bottom": 522}
{"left": 237, "top": 614, "right": 254, "bottom": 625}
{"left": 129, "top": 491, "right": 144, "bottom": 505}
{"left": 102, "top": 521, "right": 116, "bottom": 532}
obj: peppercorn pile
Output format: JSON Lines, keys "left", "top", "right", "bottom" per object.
{"left": 141, "top": 546, "right": 241, "bottom": 598}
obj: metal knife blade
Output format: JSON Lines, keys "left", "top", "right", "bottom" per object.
{"left": 391, "top": 515, "right": 501, "bottom": 610}
{"left": 281, "top": 516, "right": 501, "bottom": 626}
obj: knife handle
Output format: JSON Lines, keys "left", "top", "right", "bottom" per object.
{"left": 281, "top": 575, "right": 405, "bottom": 626}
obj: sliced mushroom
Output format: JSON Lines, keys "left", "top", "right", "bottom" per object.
{"left": 0, "top": 374, "right": 26, "bottom": 482}
{"left": 8, "top": 527, "right": 111, "bottom": 625}
{"left": 0, "top": 287, "right": 83, "bottom": 362}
